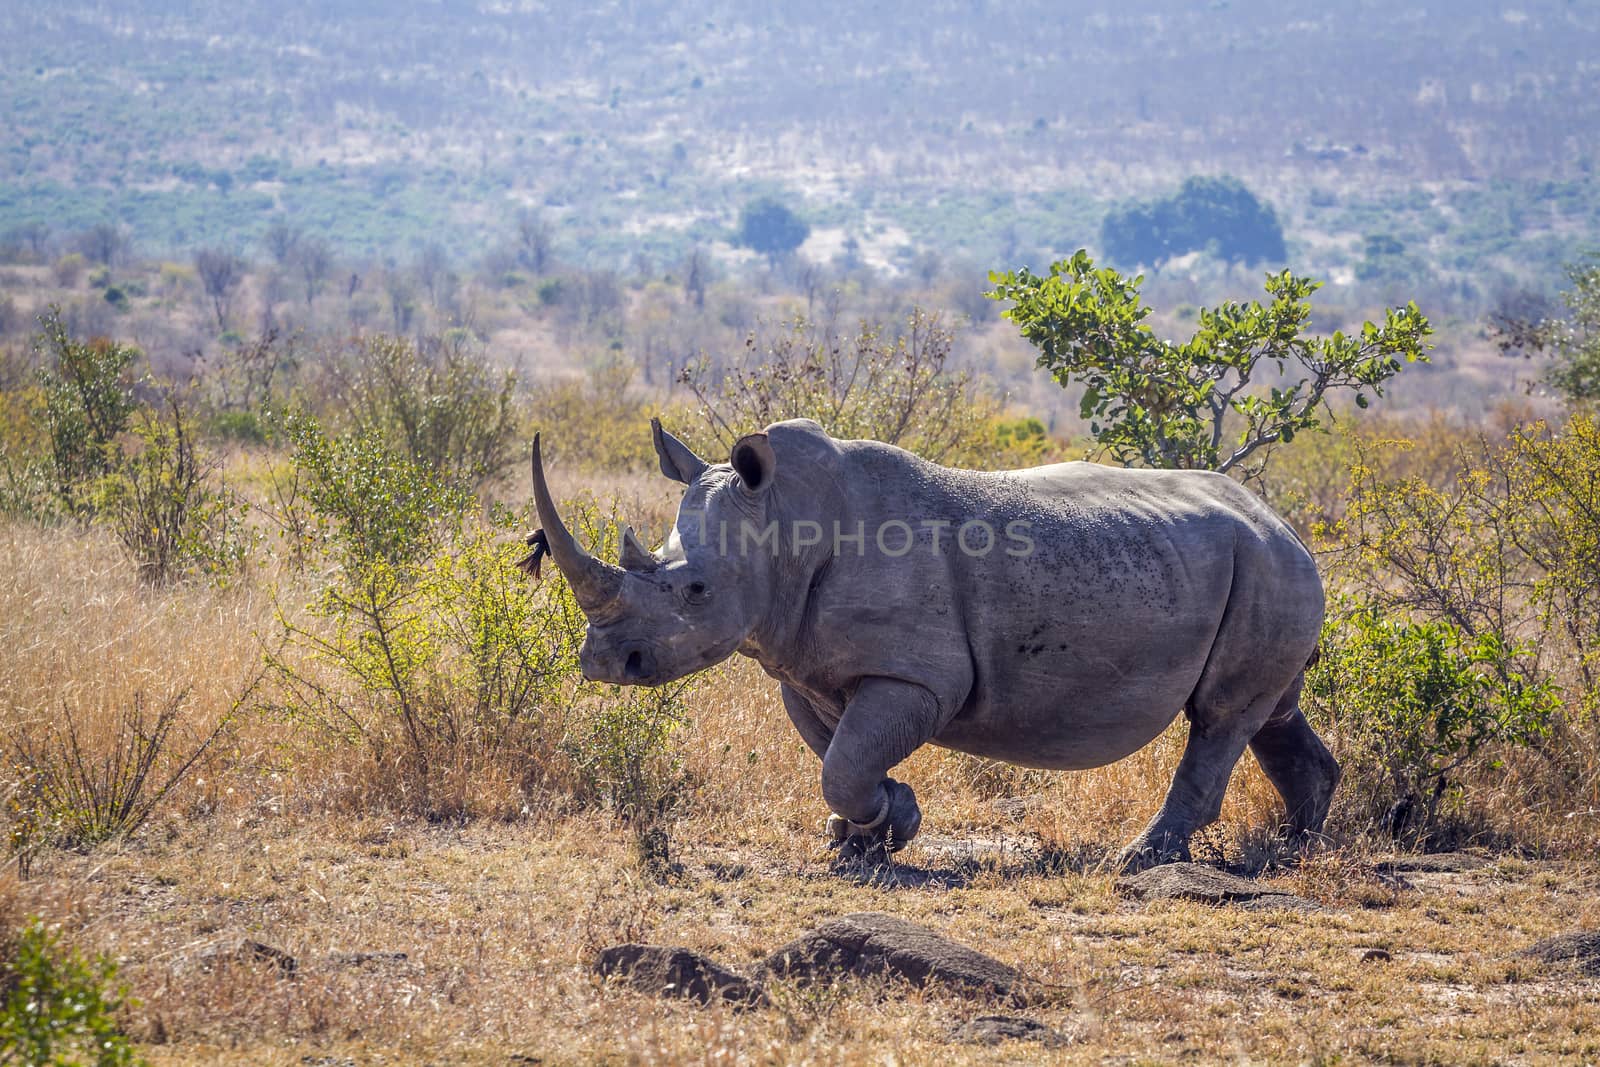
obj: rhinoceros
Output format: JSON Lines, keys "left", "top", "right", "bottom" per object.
{"left": 528, "top": 418, "right": 1338, "bottom": 870}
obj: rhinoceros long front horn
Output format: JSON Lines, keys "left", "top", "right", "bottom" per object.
{"left": 527, "top": 432, "right": 624, "bottom": 614}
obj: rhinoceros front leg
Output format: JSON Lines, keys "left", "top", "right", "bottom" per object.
{"left": 779, "top": 684, "right": 834, "bottom": 761}
{"left": 819, "top": 677, "right": 943, "bottom": 860}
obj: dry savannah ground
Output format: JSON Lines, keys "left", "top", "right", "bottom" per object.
{"left": 4, "top": 457, "right": 1600, "bottom": 1065}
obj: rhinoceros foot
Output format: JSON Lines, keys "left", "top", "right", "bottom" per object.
{"left": 1114, "top": 831, "right": 1193, "bottom": 874}
{"left": 828, "top": 779, "right": 922, "bottom": 863}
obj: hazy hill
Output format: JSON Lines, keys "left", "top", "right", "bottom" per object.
{"left": 1, "top": 0, "right": 1596, "bottom": 292}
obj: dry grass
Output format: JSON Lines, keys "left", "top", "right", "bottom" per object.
{"left": 11, "top": 813, "right": 1600, "bottom": 1063}
{"left": 6, "top": 515, "right": 1600, "bottom": 1064}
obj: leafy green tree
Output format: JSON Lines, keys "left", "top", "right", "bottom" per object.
{"left": 1101, "top": 175, "right": 1286, "bottom": 268}
{"left": 1494, "top": 255, "right": 1600, "bottom": 404}
{"left": 737, "top": 197, "right": 809, "bottom": 266}
{"left": 988, "top": 251, "right": 1431, "bottom": 473}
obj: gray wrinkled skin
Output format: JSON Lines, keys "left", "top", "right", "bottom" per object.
{"left": 532, "top": 418, "right": 1339, "bottom": 871}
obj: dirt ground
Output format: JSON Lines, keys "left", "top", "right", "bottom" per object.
{"left": 13, "top": 812, "right": 1600, "bottom": 1066}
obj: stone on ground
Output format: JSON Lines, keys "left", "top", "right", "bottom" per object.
{"left": 594, "top": 943, "right": 766, "bottom": 1008}
{"left": 951, "top": 1014, "right": 1070, "bottom": 1047}
{"left": 762, "top": 911, "right": 1024, "bottom": 1001}
{"left": 1116, "top": 862, "right": 1319, "bottom": 911}
{"left": 1517, "top": 932, "right": 1600, "bottom": 976}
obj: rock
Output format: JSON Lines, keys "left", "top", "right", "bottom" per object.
{"left": 1374, "top": 852, "right": 1489, "bottom": 873}
{"left": 198, "top": 938, "right": 297, "bottom": 976}
{"left": 1517, "top": 932, "right": 1600, "bottom": 976}
{"left": 990, "top": 797, "right": 1036, "bottom": 820}
{"left": 762, "top": 912, "right": 1024, "bottom": 1001}
{"left": 952, "top": 1014, "right": 1069, "bottom": 1047}
{"left": 327, "top": 950, "right": 408, "bottom": 967}
{"left": 1358, "top": 948, "right": 1393, "bottom": 963}
{"left": 594, "top": 944, "right": 766, "bottom": 1009}
{"left": 1116, "top": 863, "right": 1319, "bottom": 911}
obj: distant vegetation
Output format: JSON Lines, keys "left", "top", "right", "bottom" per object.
{"left": 0, "top": 1, "right": 1596, "bottom": 310}
{"left": 737, "top": 198, "right": 810, "bottom": 268}
{"left": 1101, "top": 177, "right": 1287, "bottom": 269}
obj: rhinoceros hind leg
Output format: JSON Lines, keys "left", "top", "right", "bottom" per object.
{"left": 1248, "top": 680, "right": 1340, "bottom": 842}
{"left": 1115, "top": 689, "right": 1282, "bottom": 873}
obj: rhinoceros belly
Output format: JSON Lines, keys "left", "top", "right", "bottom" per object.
{"left": 931, "top": 617, "right": 1213, "bottom": 770}
{"left": 927, "top": 503, "right": 1234, "bottom": 770}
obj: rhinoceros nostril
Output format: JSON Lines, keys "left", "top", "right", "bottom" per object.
{"left": 623, "top": 649, "right": 647, "bottom": 680}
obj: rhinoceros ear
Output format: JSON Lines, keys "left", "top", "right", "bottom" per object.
{"left": 651, "top": 417, "right": 708, "bottom": 485}
{"left": 731, "top": 433, "right": 776, "bottom": 493}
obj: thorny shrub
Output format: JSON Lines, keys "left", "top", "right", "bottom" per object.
{"left": 317, "top": 332, "right": 519, "bottom": 489}
{"left": 95, "top": 399, "right": 254, "bottom": 586}
{"left": 35, "top": 307, "right": 139, "bottom": 515}
{"left": 1323, "top": 416, "right": 1600, "bottom": 717}
{"left": 678, "top": 308, "right": 1025, "bottom": 468}
{"left": 1314, "top": 414, "right": 1600, "bottom": 843}
{"left": 527, "top": 358, "right": 692, "bottom": 473}
{"left": 6, "top": 691, "right": 226, "bottom": 872}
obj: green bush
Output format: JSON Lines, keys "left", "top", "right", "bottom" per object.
{"left": 96, "top": 401, "right": 254, "bottom": 586}
{"left": 564, "top": 679, "right": 696, "bottom": 876}
{"left": 204, "top": 409, "right": 268, "bottom": 444}
{"left": 266, "top": 420, "right": 696, "bottom": 832}
{"left": 35, "top": 308, "right": 139, "bottom": 514}
{"left": 0, "top": 919, "right": 143, "bottom": 1066}
{"left": 1305, "top": 599, "right": 1561, "bottom": 842}
{"left": 1494, "top": 255, "right": 1600, "bottom": 405}
{"left": 267, "top": 420, "right": 574, "bottom": 816}
{"left": 277, "top": 413, "right": 470, "bottom": 575}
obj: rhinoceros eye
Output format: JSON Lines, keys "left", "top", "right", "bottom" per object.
{"left": 683, "top": 581, "right": 711, "bottom": 605}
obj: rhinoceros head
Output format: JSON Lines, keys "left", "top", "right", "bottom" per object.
{"left": 530, "top": 418, "right": 782, "bottom": 687}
